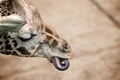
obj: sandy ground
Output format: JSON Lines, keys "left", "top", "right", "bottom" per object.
{"left": 0, "top": 0, "right": 120, "bottom": 80}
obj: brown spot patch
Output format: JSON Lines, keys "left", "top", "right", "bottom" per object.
{"left": 0, "top": 35, "right": 2, "bottom": 38}
{"left": 55, "top": 34, "right": 59, "bottom": 38}
{"left": 4, "top": 35, "right": 7, "bottom": 39}
{"left": 1, "top": 52, "right": 6, "bottom": 54}
{"left": 1, "top": 46, "right": 4, "bottom": 50}
{"left": 5, "top": 45, "right": 12, "bottom": 50}
{"left": 5, "top": 40, "right": 9, "bottom": 44}
{"left": 46, "top": 35, "right": 52, "bottom": 42}
{"left": 7, "top": 35, "right": 11, "bottom": 38}
{"left": 12, "top": 40, "right": 17, "bottom": 47}
{"left": 52, "top": 40, "right": 58, "bottom": 47}
{"left": 0, "top": 41, "right": 3, "bottom": 45}
{"left": 12, "top": 51, "right": 17, "bottom": 56}
{"left": 45, "top": 27, "right": 53, "bottom": 35}
{"left": 41, "top": 24, "right": 44, "bottom": 30}
{"left": 17, "top": 47, "right": 31, "bottom": 55}
{"left": 6, "top": 52, "right": 11, "bottom": 55}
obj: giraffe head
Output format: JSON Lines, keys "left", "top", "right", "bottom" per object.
{"left": 17, "top": 16, "right": 72, "bottom": 71}
{"left": 0, "top": 0, "right": 72, "bottom": 71}
{"left": 18, "top": 11, "right": 72, "bottom": 70}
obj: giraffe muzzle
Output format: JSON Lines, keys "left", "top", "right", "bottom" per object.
{"left": 51, "top": 56, "right": 69, "bottom": 71}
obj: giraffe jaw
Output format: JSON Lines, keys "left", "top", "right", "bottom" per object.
{"left": 41, "top": 44, "right": 70, "bottom": 71}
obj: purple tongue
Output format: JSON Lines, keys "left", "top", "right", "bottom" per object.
{"left": 51, "top": 57, "right": 69, "bottom": 71}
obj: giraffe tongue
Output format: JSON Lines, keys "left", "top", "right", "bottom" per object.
{"left": 51, "top": 56, "right": 69, "bottom": 71}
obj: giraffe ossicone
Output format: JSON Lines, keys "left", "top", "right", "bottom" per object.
{"left": 0, "top": 0, "right": 72, "bottom": 71}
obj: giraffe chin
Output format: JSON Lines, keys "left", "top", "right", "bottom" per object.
{"left": 51, "top": 56, "right": 69, "bottom": 71}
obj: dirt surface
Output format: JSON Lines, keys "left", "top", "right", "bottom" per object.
{"left": 0, "top": 0, "right": 120, "bottom": 80}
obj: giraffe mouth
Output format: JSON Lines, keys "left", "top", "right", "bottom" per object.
{"left": 40, "top": 44, "right": 70, "bottom": 71}
{"left": 51, "top": 56, "right": 69, "bottom": 71}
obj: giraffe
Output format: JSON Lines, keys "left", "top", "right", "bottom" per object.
{"left": 0, "top": 0, "right": 72, "bottom": 71}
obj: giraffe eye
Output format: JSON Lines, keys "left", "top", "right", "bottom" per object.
{"left": 18, "top": 33, "right": 36, "bottom": 42}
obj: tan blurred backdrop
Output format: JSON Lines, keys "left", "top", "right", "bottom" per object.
{"left": 0, "top": 0, "right": 120, "bottom": 80}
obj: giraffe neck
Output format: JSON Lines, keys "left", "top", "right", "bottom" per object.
{"left": 0, "top": 0, "right": 32, "bottom": 19}
{"left": 0, "top": 0, "right": 15, "bottom": 16}
{"left": 0, "top": 32, "right": 14, "bottom": 55}
{"left": 0, "top": 32, "right": 35, "bottom": 56}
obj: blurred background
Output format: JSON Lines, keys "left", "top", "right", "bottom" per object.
{"left": 0, "top": 0, "right": 120, "bottom": 80}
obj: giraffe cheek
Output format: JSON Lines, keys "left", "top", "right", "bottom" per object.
{"left": 31, "top": 46, "right": 35, "bottom": 49}
{"left": 17, "top": 47, "right": 31, "bottom": 55}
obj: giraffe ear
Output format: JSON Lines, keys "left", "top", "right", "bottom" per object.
{"left": 0, "top": 14, "right": 26, "bottom": 32}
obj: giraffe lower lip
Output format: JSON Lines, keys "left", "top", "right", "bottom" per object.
{"left": 51, "top": 56, "right": 69, "bottom": 71}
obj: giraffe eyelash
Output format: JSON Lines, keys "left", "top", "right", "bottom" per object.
{"left": 18, "top": 34, "right": 37, "bottom": 42}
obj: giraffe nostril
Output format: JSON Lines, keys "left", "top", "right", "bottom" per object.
{"left": 62, "top": 45, "right": 71, "bottom": 53}
{"left": 64, "top": 46, "right": 69, "bottom": 50}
